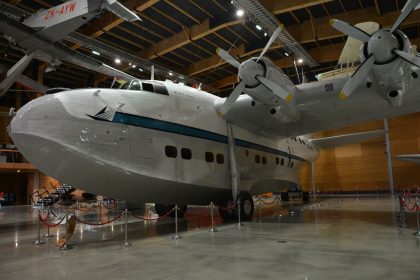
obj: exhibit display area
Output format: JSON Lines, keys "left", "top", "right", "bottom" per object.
{"left": 1, "top": 0, "right": 420, "bottom": 279}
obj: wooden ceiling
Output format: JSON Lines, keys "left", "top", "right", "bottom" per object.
{"left": 1, "top": 0, "right": 420, "bottom": 97}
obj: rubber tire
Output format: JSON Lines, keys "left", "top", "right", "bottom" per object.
{"left": 281, "top": 192, "right": 289, "bottom": 202}
{"left": 302, "top": 192, "right": 310, "bottom": 204}
{"left": 218, "top": 196, "right": 236, "bottom": 221}
{"left": 238, "top": 192, "right": 254, "bottom": 221}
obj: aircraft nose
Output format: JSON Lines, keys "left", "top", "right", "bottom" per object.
{"left": 9, "top": 94, "right": 62, "bottom": 136}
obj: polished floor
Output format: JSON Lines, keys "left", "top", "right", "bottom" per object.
{"left": 0, "top": 196, "right": 419, "bottom": 280}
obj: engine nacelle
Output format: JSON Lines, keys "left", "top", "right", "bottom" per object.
{"left": 239, "top": 57, "right": 295, "bottom": 106}
{"left": 360, "top": 29, "right": 412, "bottom": 105}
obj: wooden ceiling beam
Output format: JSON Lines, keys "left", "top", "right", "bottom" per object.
{"left": 259, "top": 0, "right": 334, "bottom": 14}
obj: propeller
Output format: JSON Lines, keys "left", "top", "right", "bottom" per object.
{"left": 330, "top": 0, "right": 420, "bottom": 100}
{"left": 217, "top": 81, "right": 245, "bottom": 116}
{"left": 216, "top": 26, "right": 291, "bottom": 115}
{"left": 216, "top": 48, "right": 240, "bottom": 68}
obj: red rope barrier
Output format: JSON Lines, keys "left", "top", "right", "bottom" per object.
{"left": 100, "top": 201, "right": 117, "bottom": 210}
{"left": 259, "top": 197, "right": 277, "bottom": 205}
{"left": 39, "top": 214, "right": 66, "bottom": 228}
{"left": 75, "top": 207, "right": 97, "bottom": 212}
{"left": 218, "top": 203, "right": 237, "bottom": 210}
{"left": 129, "top": 208, "right": 175, "bottom": 221}
{"left": 73, "top": 214, "right": 122, "bottom": 226}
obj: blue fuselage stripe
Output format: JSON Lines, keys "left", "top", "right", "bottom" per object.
{"left": 112, "top": 112, "right": 307, "bottom": 162}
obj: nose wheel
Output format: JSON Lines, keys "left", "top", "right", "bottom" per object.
{"left": 218, "top": 192, "right": 254, "bottom": 221}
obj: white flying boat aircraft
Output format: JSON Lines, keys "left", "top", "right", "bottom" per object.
{"left": 8, "top": 0, "right": 420, "bottom": 220}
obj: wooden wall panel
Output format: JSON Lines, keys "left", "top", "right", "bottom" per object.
{"left": 301, "top": 112, "right": 420, "bottom": 192}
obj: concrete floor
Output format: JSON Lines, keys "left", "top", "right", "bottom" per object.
{"left": 0, "top": 197, "right": 419, "bottom": 280}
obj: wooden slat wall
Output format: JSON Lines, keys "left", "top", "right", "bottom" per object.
{"left": 300, "top": 113, "right": 420, "bottom": 192}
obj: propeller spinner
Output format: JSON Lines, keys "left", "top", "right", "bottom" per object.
{"left": 330, "top": 0, "right": 420, "bottom": 100}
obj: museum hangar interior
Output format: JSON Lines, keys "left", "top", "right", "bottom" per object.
{"left": 0, "top": 0, "right": 420, "bottom": 279}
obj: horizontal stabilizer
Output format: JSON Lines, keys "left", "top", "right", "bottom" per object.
{"left": 395, "top": 154, "right": 420, "bottom": 164}
{"left": 311, "top": 129, "right": 385, "bottom": 149}
{"left": 102, "top": 0, "right": 141, "bottom": 21}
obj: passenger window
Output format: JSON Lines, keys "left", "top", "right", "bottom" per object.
{"left": 276, "top": 157, "right": 279, "bottom": 165}
{"left": 165, "top": 146, "right": 177, "bottom": 158}
{"left": 205, "top": 152, "right": 214, "bottom": 162}
{"left": 216, "top": 154, "right": 224, "bottom": 164}
{"left": 245, "top": 150, "right": 249, "bottom": 157}
{"left": 142, "top": 82, "right": 154, "bottom": 92}
{"left": 255, "top": 155, "right": 260, "bottom": 164}
{"left": 281, "top": 158, "right": 284, "bottom": 166}
{"left": 262, "top": 156, "right": 267, "bottom": 165}
{"left": 154, "top": 83, "right": 169, "bottom": 95}
{"left": 181, "top": 148, "right": 192, "bottom": 160}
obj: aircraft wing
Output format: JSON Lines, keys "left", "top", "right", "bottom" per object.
{"left": 395, "top": 154, "right": 420, "bottom": 164}
{"left": 217, "top": 73, "right": 420, "bottom": 138}
{"left": 0, "top": 16, "right": 135, "bottom": 82}
{"left": 310, "top": 130, "right": 384, "bottom": 149}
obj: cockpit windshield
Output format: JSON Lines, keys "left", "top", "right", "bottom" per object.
{"left": 119, "top": 79, "right": 169, "bottom": 95}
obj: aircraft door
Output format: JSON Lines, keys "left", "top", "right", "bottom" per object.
{"left": 129, "top": 127, "right": 155, "bottom": 158}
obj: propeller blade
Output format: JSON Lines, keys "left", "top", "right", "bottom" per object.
{"left": 329, "top": 19, "right": 371, "bottom": 42}
{"left": 216, "top": 48, "right": 240, "bottom": 68}
{"left": 339, "top": 54, "right": 376, "bottom": 100}
{"left": 217, "top": 81, "right": 246, "bottom": 116}
{"left": 394, "top": 50, "right": 420, "bottom": 67}
{"left": 391, "top": 0, "right": 420, "bottom": 32}
{"left": 257, "top": 76, "right": 293, "bottom": 102}
{"left": 257, "top": 26, "right": 283, "bottom": 62}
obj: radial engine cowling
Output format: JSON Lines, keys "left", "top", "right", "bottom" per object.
{"left": 239, "top": 57, "right": 296, "bottom": 106}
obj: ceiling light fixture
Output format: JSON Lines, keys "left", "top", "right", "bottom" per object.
{"left": 115, "top": 58, "right": 121, "bottom": 64}
{"left": 236, "top": 9, "right": 244, "bottom": 17}
{"left": 256, "top": 24, "right": 262, "bottom": 30}
{"left": 297, "top": 58, "right": 304, "bottom": 64}
{"left": 92, "top": 50, "right": 100, "bottom": 55}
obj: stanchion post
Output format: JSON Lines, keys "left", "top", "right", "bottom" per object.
{"left": 122, "top": 209, "right": 132, "bottom": 247}
{"left": 43, "top": 208, "right": 53, "bottom": 238}
{"left": 33, "top": 208, "right": 45, "bottom": 245}
{"left": 60, "top": 212, "right": 69, "bottom": 250}
{"left": 276, "top": 195, "right": 282, "bottom": 219}
{"left": 258, "top": 197, "right": 262, "bottom": 223}
{"left": 171, "top": 205, "right": 182, "bottom": 240}
{"left": 376, "top": 186, "right": 380, "bottom": 201}
{"left": 413, "top": 198, "right": 420, "bottom": 236}
{"left": 237, "top": 199, "right": 243, "bottom": 228}
{"left": 209, "top": 202, "right": 217, "bottom": 232}
{"left": 356, "top": 187, "right": 359, "bottom": 201}
{"left": 399, "top": 196, "right": 407, "bottom": 228}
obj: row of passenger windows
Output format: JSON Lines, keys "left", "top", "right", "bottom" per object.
{"left": 165, "top": 146, "right": 294, "bottom": 168}
{"left": 165, "top": 146, "right": 225, "bottom": 164}
{"left": 246, "top": 150, "right": 294, "bottom": 168}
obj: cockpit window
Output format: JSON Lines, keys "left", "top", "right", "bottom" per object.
{"left": 120, "top": 81, "right": 131, "bottom": 89}
{"left": 130, "top": 80, "right": 142, "bottom": 91}
{"left": 154, "top": 83, "right": 169, "bottom": 95}
{"left": 120, "top": 79, "right": 169, "bottom": 96}
{"left": 142, "top": 82, "right": 154, "bottom": 92}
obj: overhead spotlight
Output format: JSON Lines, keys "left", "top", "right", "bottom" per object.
{"left": 129, "top": 62, "right": 132, "bottom": 66}
{"left": 285, "top": 52, "right": 289, "bottom": 57}
{"left": 297, "top": 58, "right": 304, "bottom": 64}
{"left": 256, "top": 24, "right": 262, "bottom": 30}
{"left": 138, "top": 68, "right": 143, "bottom": 72}
{"left": 92, "top": 50, "right": 100, "bottom": 56}
{"left": 132, "top": 64, "right": 136, "bottom": 68}
{"left": 17, "top": 169, "right": 21, "bottom": 173}
{"left": 115, "top": 58, "right": 121, "bottom": 64}
{"left": 168, "top": 72, "right": 173, "bottom": 76}
{"left": 236, "top": 9, "right": 244, "bottom": 17}
{"left": 264, "top": 32, "right": 267, "bottom": 37}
